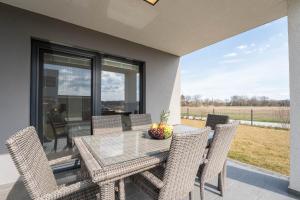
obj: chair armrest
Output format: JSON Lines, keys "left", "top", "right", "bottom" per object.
{"left": 37, "top": 180, "right": 97, "bottom": 200}
{"left": 140, "top": 171, "right": 164, "bottom": 189}
{"left": 49, "top": 154, "right": 79, "bottom": 166}
{"left": 53, "top": 124, "right": 66, "bottom": 128}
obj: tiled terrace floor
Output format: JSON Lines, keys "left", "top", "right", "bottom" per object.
{"left": 1, "top": 160, "right": 299, "bottom": 200}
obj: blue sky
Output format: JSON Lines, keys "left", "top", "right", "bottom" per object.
{"left": 180, "top": 17, "right": 289, "bottom": 100}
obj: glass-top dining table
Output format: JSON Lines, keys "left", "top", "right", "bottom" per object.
{"left": 74, "top": 124, "right": 214, "bottom": 200}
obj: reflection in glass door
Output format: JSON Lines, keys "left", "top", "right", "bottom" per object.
{"left": 101, "top": 58, "right": 141, "bottom": 115}
{"left": 31, "top": 40, "right": 145, "bottom": 163}
{"left": 42, "top": 53, "right": 92, "bottom": 159}
{"left": 101, "top": 58, "right": 141, "bottom": 129}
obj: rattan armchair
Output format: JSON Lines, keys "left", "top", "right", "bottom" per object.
{"left": 92, "top": 115, "right": 125, "bottom": 199}
{"left": 47, "top": 113, "right": 71, "bottom": 152}
{"left": 129, "top": 113, "right": 152, "bottom": 131}
{"left": 197, "top": 121, "right": 239, "bottom": 200}
{"left": 6, "top": 126, "right": 99, "bottom": 200}
{"left": 205, "top": 114, "right": 229, "bottom": 130}
{"left": 131, "top": 127, "right": 211, "bottom": 200}
{"left": 92, "top": 115, "right": 123, "bottom": 135}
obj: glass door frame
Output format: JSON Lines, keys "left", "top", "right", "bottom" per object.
{"left": 30, "top": 39, "right": 145, "bottom": 143}
{"left": 31, "top": 39, "right": 101, "bottom": 143}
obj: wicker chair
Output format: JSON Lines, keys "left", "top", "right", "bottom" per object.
{"left": 47, "top": 113, "right": 71, "bottom": 152}
{"left": 205, "top": 114, "right": 229, "bottom": 130}
{"left": 129, "top": 113, "right": 152, "bottom": 131}
{"left": 6, "top": 126, "right": 99, "bottom": 200}
{"left": 91, "top": 115, "right": 125, "bottom": 199}
{"left": 92, "top": 115, "right": 123, "bottom": 135}
{"left": 197, "top": 121, "right": 239, "bottom": 200}
{"left": 131, "top": 127, "right": 211, "bottom": 200}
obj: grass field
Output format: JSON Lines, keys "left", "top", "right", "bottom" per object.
{"left": 181, "top": 106, "right": 290, "bottom": 123}
{"left": 182, "top": 119, "right": 290, "bottom": 175}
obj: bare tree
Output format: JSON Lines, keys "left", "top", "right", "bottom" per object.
{"left": 274, "top": 107, "right": 290, "bottom": 129}
{"left": 181, "top": 94, "right": 290, "bottom": 107}
{"left": 193, "top": 95, "right": 202, "bottom": 106}
{"left": 185, "top": 95, "right": 192, "bottom": 106}
{"left": 181, "top": 95, "right": 186, "bottom": 106}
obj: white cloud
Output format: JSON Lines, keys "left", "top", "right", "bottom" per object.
{"left": 245, "top": 50, "right": 255, "bottom": 54}
{"left": 258, "top": 44, "right": 271, "bottom": 53}
{"left": 45, "top": 64, "right": 92, "bottom": 96}
{"left": 101, "top": 71, "right": 125, "bottom": 101}
{"left": 182, "top": 56, "right": 289, "bottom": 100}
{"left": 223, "top": 52, "right": 237, "bottom": 57}
{"left": 278, "top": 33, "right": 284, "bottom": 37}
{"left": 220, "top": 59, "right": 244, "bottom": 64}
{"left": 181, "top": 69, "right": 189, "bottom": 75}
{"left": 237, "top": 45, "right": 248, "bottom": 50}
{"left": 181, "top": 17, "right": 289, "bottom": 100}
{"left": 240, "top": 43, "right": 271, "bottom": 55}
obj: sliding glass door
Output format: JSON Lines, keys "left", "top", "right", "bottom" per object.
{"left": 42, "top": 53, "right": 92, "bottom": 158}
{"left": 31, "top": 40, "right": 145, "bottom": 160}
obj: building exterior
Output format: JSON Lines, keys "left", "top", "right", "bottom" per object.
{"left": 0, "top": 0, "right": 299, "bottom": 195}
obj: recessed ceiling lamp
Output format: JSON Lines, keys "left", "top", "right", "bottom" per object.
{"left": 144, "top": 0, "right": 159, "bottom": 6}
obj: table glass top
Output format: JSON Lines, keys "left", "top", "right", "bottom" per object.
{"left": 81, "top": 125, "right": 208, "bottom": 166}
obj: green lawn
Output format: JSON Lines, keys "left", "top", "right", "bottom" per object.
{"left": 182, "top": 119, "right": 290, "bottom": 175}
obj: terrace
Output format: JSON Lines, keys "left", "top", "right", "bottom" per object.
{"left": 1, "top": 161, "right": 298, "bottom": 200}
{"left": 0, "top": 0, "right": 300, "bottom": 199}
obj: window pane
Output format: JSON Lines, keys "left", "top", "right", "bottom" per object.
{"left": 101, "top": 58, "right": 140, "bottom": 116}
{"left": 101, "top": 71, "right": 125, "bottom": 101}
{"left": 42, "top": 53, "right": 92, "bottom": 159}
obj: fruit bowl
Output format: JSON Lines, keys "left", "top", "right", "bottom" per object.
{"left": 148, "top": 123, "right": 173, "bottom": 140}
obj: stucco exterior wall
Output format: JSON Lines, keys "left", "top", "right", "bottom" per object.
{"left": 288, "top": 0, "right": 300, "bottom": 193}
{"left": 0, "top": 3, "right": 180, "bottom": 185}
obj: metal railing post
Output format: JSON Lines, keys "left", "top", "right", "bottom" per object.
{"left": 251, "top": 109, "right": 253, "bottom": 126}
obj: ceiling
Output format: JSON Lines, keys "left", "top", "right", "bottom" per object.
{"left": 0, "top": 0, "right": 287, "bottom": 56}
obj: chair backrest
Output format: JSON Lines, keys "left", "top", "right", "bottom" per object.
{"left": 47, "top": 113, "right": 64, "bottom": 137}
{"left": 6, "top": 126, "right": 58, "bottom": 199}
{"left": 205, "top": 114, "right": 229, "bottom": 130}
{"left": 201, "top": 121, "right": 239, "bottom": 183}
{"left": 92, "top": 115, "right": 123, "bottom": 135}
{"left": 129, "top": 114, "right": 152, "bottom": 131}
{"left": 159, "top": 128, "right": 210, "bottom": 200}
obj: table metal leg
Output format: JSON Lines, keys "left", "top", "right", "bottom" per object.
{"left": 99, "top": 183, "right": 115, "bottom": 200}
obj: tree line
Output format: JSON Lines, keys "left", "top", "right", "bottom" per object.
{"left": 181, "top": 95, "right": 290, "bottom": 107}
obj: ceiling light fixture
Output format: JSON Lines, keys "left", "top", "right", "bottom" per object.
{"left": 144, "top": 0, "right": 159, "bottom": 6}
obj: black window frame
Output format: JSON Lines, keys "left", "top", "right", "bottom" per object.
{"left": 30, "top": 39, "right": 146, "bottom": 143}
{"left": 101, "top": 54, "right": 146, "bottom": 116}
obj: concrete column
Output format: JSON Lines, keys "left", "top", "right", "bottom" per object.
{"left": 288, "top": 0, "right": 300, "bottom": 193}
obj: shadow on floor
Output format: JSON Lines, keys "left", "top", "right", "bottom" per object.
{"left": 2, "top": 163, "right": 300, "bottom": 200}
{"left": 3, "top": 178, "right": 29, "bottom": 200}
{"left": 227, "top": 164, "right": 297, "bottom": 198}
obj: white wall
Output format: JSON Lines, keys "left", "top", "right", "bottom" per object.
{"left": 288, "top": 0, "right": 300, "bottom": 193}
{"left": 0, "top": 3, "right": 180, "bottom": 185}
